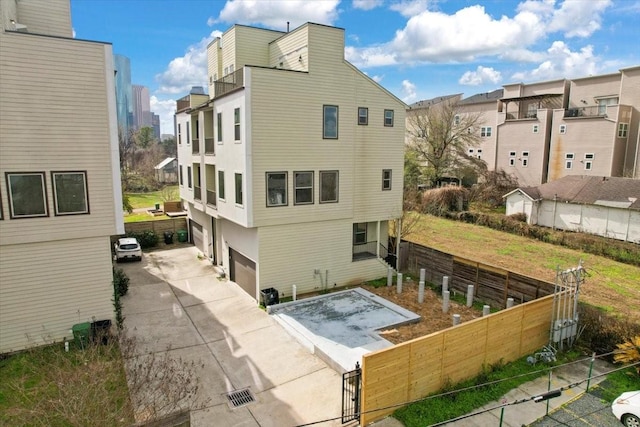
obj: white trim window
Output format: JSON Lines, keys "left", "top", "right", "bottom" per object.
{"left": 52, "top": 171, "right": 89, "bottom": 215}
{"left": 323, "top": 105, "right": 338, "bottom": 139}
{"left": 509, "top": 151, "right": 516, "bottom": 167}
{"left": 584, "top": 153, "right": 594, "bottom": 170}
{"left": 266, "top": 172, "right": 287, "bottom": 207}
{"left": 235, "top": 173, "right": 243, "bottom": 205}
{"left": 533, "top": 125, "right": 539, "bottom": 133}
{"left": 6, "top": 172, "right": 48, "bottom": 218}
{"left": 218, "top": 170, "right": 225, "bottom": 201}
{"left": 521, "top": 151, "right": 529, "bottom": 168}
{"left": 187, "top": 166, "right": 192, "bottom": 188}
{"left": 559, "top": 124, "right": 567, "bottom": 134}
{"left": 481, "top": 126, "right": 492, "bottom": 137}
{"left": 384, "top": 109, "right": 394, "bottom": 127}
{"left": 358, "top": 107, "right": 368, "bottom": 125}
{"left": 294, "top": 171, "right": 314, "bottom": 205}
{"left": 234, "top": 107, "right": 241, "bottom": 141}
{"left": 382, "top": 169, "right": 392, "bottom": 190}
{"left": 476, "top": 149, "right": 482, "bottom": 160}
{"left": 565, "top": 153, "right": 574, "bottom": 169}
{"left": 353, "top": 222, "right": 366, "bottom": 245}
{"left": 320, "top": 170, "right": 338, "bottom": 203}
{"left": 618, "top": 123, "right": 629, "bottom": 138}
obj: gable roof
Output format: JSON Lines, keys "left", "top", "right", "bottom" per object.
{"left": 408, "top": 94, "right": 462, "bottom": 110}
{"left": 459, "top": 89, "right": 504, "bottom": 105}
{"left": 155, "top": 157, "right": 176, "bottom": 170}
{"left": 506, "top": 176, "right": 640, "bottom": 210}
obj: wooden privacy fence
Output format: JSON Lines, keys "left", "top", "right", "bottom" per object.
{"left": 124, "top": 218, "right": 187, "bottom": 236}
{"left": 360, "top": 294, "right": 554, "bottom": 425}
{"left": 403, "top": 242, "right": 556, "bottom": 308}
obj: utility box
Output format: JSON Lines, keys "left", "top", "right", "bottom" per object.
{"left": 72, "top": 322, "right": 91, "bottom": 349}
{"left": 260, "top": 288, "right": 280, "bottom": 306}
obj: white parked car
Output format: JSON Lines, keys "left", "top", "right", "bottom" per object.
{"left": 612, "top": 391, "right": 640, "bottom": 427}
{"left": 114, "top": 237, "right": 142, "bottom": 262}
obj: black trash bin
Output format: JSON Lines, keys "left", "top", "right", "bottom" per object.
{"left": 260, "top": 288, "right": 280, "bottom": 306}
{"left": 164, "top": 231, "right": 174, "bottom": 244}
{"left": 91, "top": 319, "right": 112, "bottom": 345}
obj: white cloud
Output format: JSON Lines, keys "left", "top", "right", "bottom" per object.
{"left": 389, "top": 0, "right": 430, "bottom": 17}
{"left": 372, "top": 74, "right": 384, "bottom": 83}
{"left": 155, "top": 30, "right": 221, "bottom": 95}
{"left": 459, "top": 66, "right": 502, "bottom": 86}
{"left": 401, "top": 79, "right": 417, "bottom": 102}
{"left": 150, "top": 96, "right": 177, "bottom": 136}
{"left": 511, "top": 41, "right": 598, "bottom": 81}
{"left": 353, "top": 0, "right": 383, "bottom": 11}
{"left": 547, "top": 0, "right": 612, "bottom": 38}
{"left": 208, "top": 0, "right": 340, "bottom": 30}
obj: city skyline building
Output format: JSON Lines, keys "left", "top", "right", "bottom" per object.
{"left": 132, "top": 84, "right": 151, "bottom": 131}
{"left": 114, "top": 53, "right": 133, "bottom": 136}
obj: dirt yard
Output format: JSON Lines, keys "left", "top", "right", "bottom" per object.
{"left": 361, "top": 278, "right": 483, "bottom": 344}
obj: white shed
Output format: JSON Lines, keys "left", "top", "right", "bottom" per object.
{"left": 504, "top": 176, "right": 640, "bottom": 243}
{"left": 154, "top": 157, "right": 177, "bottom": 183}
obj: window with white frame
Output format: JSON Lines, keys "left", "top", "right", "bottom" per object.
{"left": 320, "top": 170, "right": 338, "bottom": 203}
{"left": 509, "top": 151, "right": 516, "bottom": 167}
{"left": 217, "top": 112, "right": 222, "bottom": 142}
{"left": 52, "top": 171, "right": 89, "bottom": 215}
{"left": 218, "top": 170, "right": 225, "bottom": 200}
{"left": 186, "top": 123, "right": 190, "bottom": 144}
{"left": 382, "top": 169, "right": 392, "bottom": 190}
{"left": 481, "top": 126, "right": 492, "bottom": 137}
{"left": 618, "top": 123, "right": 629, "bottom": 138}
{"left": 584, "top": 153, "right": 594, "bottom": 170}
{"left": 235, "top": 173, "right": 243, "bottom": 205}
{"left": 6, "top": 172, "right": 48, "bottom": 218}
{"left": 234, "top": 108, "right": 241, "bottom": 141}
{"left": 384, "top": 109, "right": 394, "bottom": 127}
{"left": 358, "top": 107, "right": 368, "bottom": 125}
{"left": 187, "top": 166, "right": 192, "bottom": 188}
{"left": 533, "top": 124, "right": 539, "bottom": 133}
{"left": 522, "top": 151, "right": 529, "bottom": 167}
{"left": 179, "top": 165, "right": 183, "bottom": 186}
{"left": 266, "top": 172, "right": 287, "bottom": 207}
{"left": 323, "top": 105, "right": 338, "bottom": 139}
{"left": 294, "top": 171, "right": 314, "bottom": 205}
{"left": 597, "top": 96, "right": 618, "bottom": 115}
{"left": 454, "top": 115, "right": 460, "bottom": 125}
{"left": 476, "top": 149, "right": 482, "bottom": 159}
{"left": 353, "top": 222, "right": 366, "bottom": 245}
{"left": 559, "top": 124, "right": 567, "bottom": 134}
{"left": 565, "top": 153, "right": 574, "bottom": 169}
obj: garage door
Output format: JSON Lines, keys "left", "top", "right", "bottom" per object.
{"left": 191, "top": 221, "right": 204, "bottom": 252}
{"left": 229, "top": 248, "right": 256, "bottom": 298}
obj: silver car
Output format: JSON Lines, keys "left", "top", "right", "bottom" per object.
{"left": 114, "top": 237, "right": 142, "bottom": 262}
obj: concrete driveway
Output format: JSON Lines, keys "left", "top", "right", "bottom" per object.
{"left": 117, "top": 246, "right": 349, "bottom": 427}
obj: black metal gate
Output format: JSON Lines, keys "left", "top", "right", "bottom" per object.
{"left": 341, "top": 362, "right": 361, "bottom": 423}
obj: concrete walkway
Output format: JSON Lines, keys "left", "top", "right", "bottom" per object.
{"left": 372, "top": 357, "right": 614, "bottom": 426}
{"left": 119, "top": 246, "right": 351, "bottom": 427}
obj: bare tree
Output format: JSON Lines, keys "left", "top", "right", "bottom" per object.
{"left": 406, "top": 98, "right": 484, "bottom": 187}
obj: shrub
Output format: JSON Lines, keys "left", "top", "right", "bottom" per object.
{"left": 113, "top": 268, "right": 129, "bottom": 298}
{"left": 127, "top": 230, "right": 159, "bottom": 249}
{"left": 422, "top": 187, "right": 469, "bottom": 215}
{"left": 578, "top": 304, "right": 640, "bottom": 359}
{"left": 508, "top": 212, "right": 527, "bottom": 222}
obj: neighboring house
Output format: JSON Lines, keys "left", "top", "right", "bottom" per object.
{"left": 504, "top": 176, "right": 640, "bottom": 243}
{"left": 155, "top": 157, "right": 178, "bottom": 184}
{"left": 176, "top": 22, "right": 406, "bottom": 301}
{"left": 458, "top": 89, "right": 503, "bottom": 169}
{"left": 0, "top": 0, "right": 123, "bottom": 353}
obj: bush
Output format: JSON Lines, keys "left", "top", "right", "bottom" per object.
{"left": 112, "top": 268, "right": 129, "bottom": 298}
{"left": 422, "top": 187, "right": 469, "bottom": 215}
{"left": 126, "top": 230, "right": 159, "bottom": 249}
{"left": 508, "top": 212, "right": 528, "bottom": 222}
{"left": 578, "top": 303, "right": 640, "bottom": 359}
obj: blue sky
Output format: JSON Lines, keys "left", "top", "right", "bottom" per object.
{"left": 70, "top": 0, "right": 640, "bottom": 135}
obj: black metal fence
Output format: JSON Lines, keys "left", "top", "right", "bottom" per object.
{"left": 341, "top": 362, "right": 361, "bottom": 423}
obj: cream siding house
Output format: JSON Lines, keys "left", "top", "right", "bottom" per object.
{"left": 177, "top": 23, "right": 405, "bottom": 301}
{"left": 0, "top": 0, "right": 122, "bottom": 353}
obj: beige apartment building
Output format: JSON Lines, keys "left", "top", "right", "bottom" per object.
{"left": 0, "top": 0, "right": 122, "bottom": 353}
{"left": 176, "top": 23, "right": 406, "bottom": 301}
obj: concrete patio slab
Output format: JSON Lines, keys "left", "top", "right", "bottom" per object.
{"left": 123, "top": 282, "right": 178, "bottom": 314}
{"left": 270, "top": 287, "right": 420, "bottom": 372}
{"left": 169, "top": 276, "right": 239, "bottom": 307}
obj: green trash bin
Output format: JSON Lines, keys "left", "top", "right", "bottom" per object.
{"left": 177, "top": 229, "right": 188, "bottom": 242}
{"left": 72, "top": 322, "right": 91, "bottom": 349}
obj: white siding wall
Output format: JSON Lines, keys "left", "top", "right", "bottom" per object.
{"left": 505, "top": 193, "right": 535, "bottom": 224}
{"left": 13, "top": 0, "right": 72, "bottom": 37}
{"left": 0, "top": 237, "right": 114, "bottom": 353}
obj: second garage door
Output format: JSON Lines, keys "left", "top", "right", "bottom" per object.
{"left": 229, "top": 248, "right": 256, "bottom": 298}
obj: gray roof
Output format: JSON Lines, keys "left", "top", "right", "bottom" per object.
{"left": 459, "top": 89, "right": 504, "bottom": 105}
{"left": 155, "top": 157, "right": 177, "bottom": 170}
{"left": 514, "top": 176, "right": 640, "bottom": 210}
{"left": 408, "top": 94, "right": 462, "bottom": 109}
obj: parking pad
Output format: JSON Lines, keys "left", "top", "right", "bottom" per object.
{"left": 269, "top": 287, "right": 420, "bottom": 373}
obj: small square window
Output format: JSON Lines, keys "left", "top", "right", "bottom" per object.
{"left": 52, "top": 171, "right": 89, "bottom": 215}
{"left": 509, "top": 151, "right": 516, "bottom": 157}
{"left": 382, "top": 169, "right": 392, "bottom": 191}
{"left": 358, "top": 107, "right": 368, "bottom": 125}
{"left": 565, "top": 153, "right": 574, "bottom": 159}
{"left": 522, "top": 151, "right": 529, "bottom": 157}
{"left": 323, "top": 105, "right": 338, "bottom": 139}
{"left": 618, "top": 123, "right": 629, "bottom": 138}
{"left": 585, "top": 153, "right": 595, "bottom": 160}
{"left": 481, "top": 127, "right": 492, "bottom": 137}
{"left": 6, "top": 172, "right": 48, "bottom": 219}
{"left": 584, "top": 161, "right": 593, "bottom": 170}
{"left": 266, "top": 172, "right": 287, "bottom": 207}
{"left": 294, "top": 171, "right": 314, "bottom": 205}
{"left": 559, "top": 124, "right": 567, "bottom": 134}
{"left": 384, "top": 110, "right": 394, "bottom": 127}
{"left": 468, "top": 149, "right": 475, "bottom": 154}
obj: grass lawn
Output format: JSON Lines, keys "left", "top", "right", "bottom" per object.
{"left": 406, "top": 213, "right": 640, "bottom": 323}
{"left": 126, "top": 185, "right": 178, "bottom": 209}
{"left": 123, "top": 212, "right": 172, "bottom": 223}
{"left": 0, "top": 342, "right": 133, "bottom": 426}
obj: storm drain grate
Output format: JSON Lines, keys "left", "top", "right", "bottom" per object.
{"left": 226, "top": 388, "right": 255, "bottom": 408}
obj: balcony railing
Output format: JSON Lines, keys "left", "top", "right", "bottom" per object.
{"left": 204, "top": 138, "right": 215, "bottom": 154}
{"left": 506, "top": 112, "right": 538, "bottom": 120}
{"left": 192, "top": 140, "right": 200, "bottom": 154}
{"left": 213, "top": 68, "right": 244, "bottom": 99}
{"left": 206, "top": 190, "right": 217, "bottom": 207}
{"left": 564, "top": 106, "right": 606, "bottom": 118}
{"left": 194, "top": 186, "right": 201, "bottom": 201}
